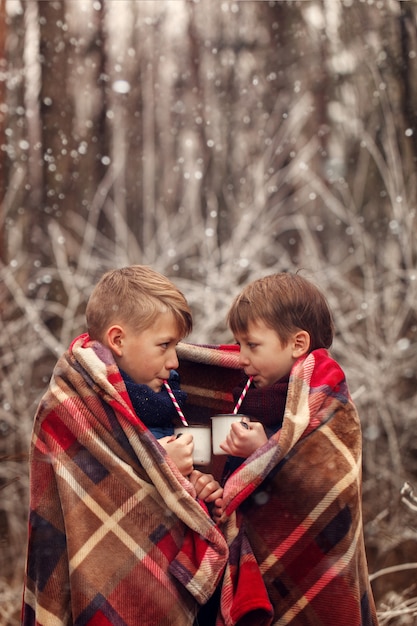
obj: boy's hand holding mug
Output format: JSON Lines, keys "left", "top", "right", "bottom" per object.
{"left": 220, "top": 419, "right": 268, "bottom": 458}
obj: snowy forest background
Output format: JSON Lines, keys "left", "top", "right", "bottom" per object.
{"left": 1, "top": 0, "right": 417, "bottom": 623}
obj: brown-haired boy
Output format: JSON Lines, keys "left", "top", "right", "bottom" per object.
{"left": 22, "top": 265, "right": 227, "bottom": 626}
{"left": 214, "top": 272, "right": 379, "bottom": 626}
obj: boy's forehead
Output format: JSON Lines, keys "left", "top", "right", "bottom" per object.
{"left": 138, "top": 310, "right": 184, "bottom": 337}
{"left": 236, "top": 318, "right": 274, "bottom": 339}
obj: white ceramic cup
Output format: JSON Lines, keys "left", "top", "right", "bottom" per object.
{"left": 174, "top": 425, "right": 212, "bottom": 466}
{"left": 211, "top": 414, "right": 250, "bottom": 455}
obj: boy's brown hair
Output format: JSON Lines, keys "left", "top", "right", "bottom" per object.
{"left": 86, "top": 265, "right": 192, "bottom": 341}
{"left": 227, "top": 272, "right": 334, "bottom": 351}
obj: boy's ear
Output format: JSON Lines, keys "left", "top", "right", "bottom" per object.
{"left": 292, "top": 330, "right": 310, "bottom": 357}
{"left": 106, "top": 325, "right": 125, "bottom": 357}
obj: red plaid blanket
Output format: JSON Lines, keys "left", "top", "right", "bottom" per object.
{"left": 217, "top": 348, "right": 379, "bottom": 626}
{"left": 22, "top": 334, "right": 228, "bottom": 626}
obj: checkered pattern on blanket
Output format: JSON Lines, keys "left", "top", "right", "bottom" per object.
{"left": 22, "top": 334, "right": 228, "bottom": 626}
{"left": 216, "top": 348, "right": 379, "bottom": 626}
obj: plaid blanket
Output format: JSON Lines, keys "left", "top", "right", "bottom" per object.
{"left": 22, "top": 334, "right": 228, "bottom": 626}
{"left": 216, "top": 348, "right": 379, "bottom": 626}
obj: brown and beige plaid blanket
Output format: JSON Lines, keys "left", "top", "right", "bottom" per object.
{"left": 215, "top": 347, "right": 379, "bottom": 626}
{"left": 23, "top": 339, "right": 378, "bottom": 626}
{"left": 22, "top": 335, "right": 229, "bottom": 626}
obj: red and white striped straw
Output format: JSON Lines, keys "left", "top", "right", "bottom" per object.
{"left": 164, "top": 380, "right": 189, "bottom": 426}
{"left": 233, "top": 376, "right": 253, "bottom": 414}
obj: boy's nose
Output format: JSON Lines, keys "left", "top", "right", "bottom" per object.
{"left": 167, "top": 349, "right": 179, "bottom": 370}
{"left": 238, "top": 351, "right": 250, "bottom": 367}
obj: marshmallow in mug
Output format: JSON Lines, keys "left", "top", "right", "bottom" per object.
{"left": 211, "top": 414, "right": 250, "bottom": 455}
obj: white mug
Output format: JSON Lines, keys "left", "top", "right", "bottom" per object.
{"left": 211, "top": 414, "right": 250, "bottom": 455}
{"left": 174, "top": 425, "right": 212, "bottom": 466}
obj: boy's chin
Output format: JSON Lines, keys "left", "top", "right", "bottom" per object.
{"left": 149, "top": 380, "right": 164, "bottom": 393}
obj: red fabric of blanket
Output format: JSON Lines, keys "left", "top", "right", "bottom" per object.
{"left": 22, "top": 334, "right": 228, "bottom": 626}
{"left": 217, "top": 348, "right": 379, "bottom": 626}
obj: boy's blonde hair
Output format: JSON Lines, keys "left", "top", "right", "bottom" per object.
{"left": 227, "top": 272, "right": 334, "bottom": 351}
{"left": 86, "top": 265, "right": 192, "bottom": 341}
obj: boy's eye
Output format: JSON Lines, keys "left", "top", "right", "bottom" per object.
{"left": 160, "top": 342, "right": 169, "bottom": 349}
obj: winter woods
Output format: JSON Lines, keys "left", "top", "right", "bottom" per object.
{"left": 1, "top": 1, "right": 417, "bottom": 623}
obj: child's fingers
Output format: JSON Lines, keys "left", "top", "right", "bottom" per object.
{"left": 221, "top": 421, "right": 268, "bottom": 457}
{"left": 174, "top": 433, "right": 193, "bottom": 445}
{"left": 211, "top": 498, "right": 227, "bottom": 524}
{"left": 161, "top": 435, "right": 194, "bottom": 476}
{"left": 189, "top": 470, "right": 223, "bottom": 502}
{"left": 202, "top": 483, "right": 223, "bottom": 502}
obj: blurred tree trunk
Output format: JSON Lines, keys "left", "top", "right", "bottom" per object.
{"left": 398, "top": 2, "right": 417, "bottom": 181}
{"left": 36, "top": 0, "right": 73, "bottom": 245}
{"left": 0, "top": 0, "right": 6, "bottom": 263}
{"left": 35, "top": 0, "right": 109, "bottom": 262}
{"left": 1, "top": 0, "right": 27, "bottom": 269}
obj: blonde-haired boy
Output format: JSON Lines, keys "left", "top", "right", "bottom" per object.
{"left": 23, "top": 265, "right": 226, "bottom": 626}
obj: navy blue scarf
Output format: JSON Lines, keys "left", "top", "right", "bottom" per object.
{"left": 120, "top": 369, "right": 187, "bottom": 439}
